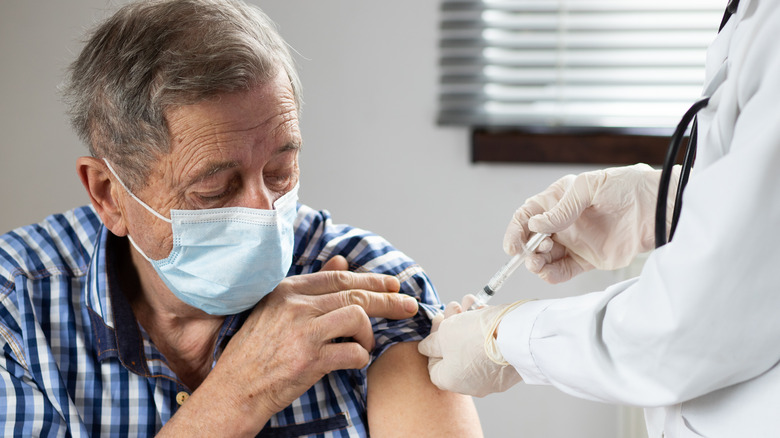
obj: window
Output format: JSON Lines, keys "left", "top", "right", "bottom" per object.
{"left": 438, "top": 0, "right": 724, "bottom": 164}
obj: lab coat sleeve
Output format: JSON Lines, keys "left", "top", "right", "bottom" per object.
{"left": 497, "top": 0, "right": 780, "bottom": 408}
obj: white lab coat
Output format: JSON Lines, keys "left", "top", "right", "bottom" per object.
{"left": 496, "top": 0, "right": 780, "bottom": 436}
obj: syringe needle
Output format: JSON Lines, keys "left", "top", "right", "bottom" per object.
{"left": 468, "top": 232, "right": 549, "bottom": 310}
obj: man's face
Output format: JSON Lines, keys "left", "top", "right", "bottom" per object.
{"left": 121, "top": 71, "right": 301, "bottom": 260}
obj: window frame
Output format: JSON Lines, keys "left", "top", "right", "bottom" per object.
{"left": 471, "top": 129, "right": 687, "bottom": 165}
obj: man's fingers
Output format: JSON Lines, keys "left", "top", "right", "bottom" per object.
{"left": 316, "top": 304, "right": 375, "bottom": 352}
{"left": 288, "top": 270, "right": 400, "bottom": 296}
{"left": 321, "top": 289, "right": 418, "bottom": 320}
{"left": 321, "top": 255, "right": 349, "bottom": 272}
{"left": 320, "top": 342, "right": 371, "bottom": 371}
{"left": 306, "top": 287, "right": 418, "bottom": 321}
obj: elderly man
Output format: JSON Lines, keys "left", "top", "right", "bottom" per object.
{"left": 0, "top": 0, "right": 481, "bottom": 436}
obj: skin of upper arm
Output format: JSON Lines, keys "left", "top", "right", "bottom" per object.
{"left": 366, "top": 341, "right": 483, "bottom": 437}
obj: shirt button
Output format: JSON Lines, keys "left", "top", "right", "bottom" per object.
{"left": 176, "top": 391, "right": 190, "bottom": 406}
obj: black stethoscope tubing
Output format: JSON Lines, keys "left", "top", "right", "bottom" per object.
{"left": 653, "top": 0, "right": 739, "bottom": 248}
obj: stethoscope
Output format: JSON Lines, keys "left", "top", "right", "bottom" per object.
{"left": 654, "top": 0, "right": 740, "bottom": 248}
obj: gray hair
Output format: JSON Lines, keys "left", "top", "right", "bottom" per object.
{"left": 63, "top": 0, "right": 302, "bottom": 189}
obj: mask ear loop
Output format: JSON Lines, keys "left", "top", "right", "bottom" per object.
{"left": 102, "top": 158, "right": 172, "bottom": 224}
{"left": 102, "top": 158, "right": 171, "bottom": 263}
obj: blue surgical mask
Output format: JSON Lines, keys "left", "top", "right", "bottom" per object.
{"left": 104, "top": 159, "right": 298, "bottom": 315}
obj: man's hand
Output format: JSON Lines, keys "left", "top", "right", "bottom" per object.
{"left": 162, "top": 257, "right": 418, "bottom": 437}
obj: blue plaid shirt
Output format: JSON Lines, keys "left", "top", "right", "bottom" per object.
{"left": 0, "top": 204, "right": 442, "bottom": 437}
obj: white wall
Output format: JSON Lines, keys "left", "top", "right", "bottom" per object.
{"left": 0, "top": 1, "right": 632, "bottom": 436}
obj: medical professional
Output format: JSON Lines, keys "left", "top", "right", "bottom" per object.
{"left": 419, "top": 0, "right": 780, "bottom": 436}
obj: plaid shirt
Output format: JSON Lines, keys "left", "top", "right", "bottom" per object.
{"left": 0, "top": 204, "right": 441, "bottom": 437}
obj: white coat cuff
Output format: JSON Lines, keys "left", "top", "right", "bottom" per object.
{"left": 496, "top": 299, "right": 556, "bottom": 385}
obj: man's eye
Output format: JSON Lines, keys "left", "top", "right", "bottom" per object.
{"left": 266, "top": 174, "right": 294, "bottom": 188}
{"left": 193, "top": 177, "right": 241, "bottom": 204}
{"left": 196, "top": 184, "right": 235, "bottom": 202}
{"left": 197, "top": 190, "right": 229, "bottom": 201}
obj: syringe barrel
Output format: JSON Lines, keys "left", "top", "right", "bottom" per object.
{"left": 486, "top": 253, "right": 524, "bottom": 291}
{"left": 469, "top": 287, "right": 493, "bottom": 310}
{"left": 486, "top": 232, "right": 548, "bottom": 291}
{"left": 468, "top": 232, "right": 549, "bottom": 311}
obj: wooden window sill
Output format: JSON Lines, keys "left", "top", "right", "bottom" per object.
{"left": 472, "top": 129, "right": 684, "bottom": 166}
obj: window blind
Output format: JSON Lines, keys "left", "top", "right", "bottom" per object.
{"left": 438, "top": 0, "right": 724, "bottom": 131}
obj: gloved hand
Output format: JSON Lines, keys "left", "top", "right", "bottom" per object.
{"left": 419, "top": 301, "right": 527, "bottom": 398}
{"left": 503, "top": 163, "right": 680, "bottom": 284}
{"left": 430, "top": 294, "right": 478, "bottom": 332}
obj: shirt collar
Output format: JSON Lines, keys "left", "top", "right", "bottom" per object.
{"left": 84, "top": 224, "right": 245, "bottom": 376}
{"left": 84, "top": 226, "right": 149, "bottom": 374}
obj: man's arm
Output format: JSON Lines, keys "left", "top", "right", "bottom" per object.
{"left": 367, "top": 341, "right": 483, "bottom": 437}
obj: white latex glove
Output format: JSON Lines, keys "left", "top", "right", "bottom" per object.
{"left": 503, "top": 163, "right": 680, "bottom": 284}
{"left": 430, "top": 294, "right": 478, "bottom": 332}
{"left": 419, "top": 301, "right": 527, "bottom": 398}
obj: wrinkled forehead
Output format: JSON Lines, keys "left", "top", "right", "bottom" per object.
{"left": 158, "top": 74, "right": 301, "bottom": 184}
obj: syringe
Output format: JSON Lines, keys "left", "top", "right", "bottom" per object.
{"left": 468, "top": 232, "right": 550, "bottom": 310}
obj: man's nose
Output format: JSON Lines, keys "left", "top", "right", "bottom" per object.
{"left": 241, "top": 183, "right": 277, "bottom": 210}
{"left": 244, "top": 193, "right": 274, "bottom": 210}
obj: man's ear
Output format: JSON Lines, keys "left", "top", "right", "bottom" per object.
{"left": 76, "top": 156, "right": 128, "bottom": 236}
